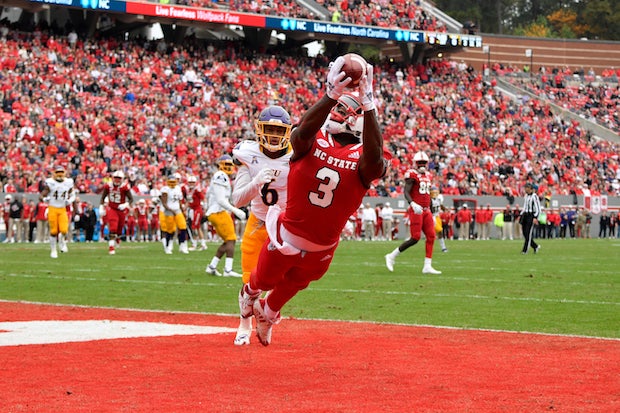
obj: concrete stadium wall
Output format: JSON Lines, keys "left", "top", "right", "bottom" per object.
{"left": 454, "top": 34, "right": 620, "bottom": 75}
{"left": 3, "top": 193, "right": 618, "bottom": 240}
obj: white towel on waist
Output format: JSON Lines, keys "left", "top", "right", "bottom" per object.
{"left": 265, "top": 205, "right": 301, "bottom": 256}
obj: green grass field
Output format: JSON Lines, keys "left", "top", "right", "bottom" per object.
{"left": 1, "top": 238, "right": 618, "bottom": 339}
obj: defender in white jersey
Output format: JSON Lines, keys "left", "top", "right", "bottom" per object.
{"left": 39, "top": 165, "right": 76, "bottom": 258}
{"left": 430, "top": 186, "right": 448, "bottom": 252}
{"left": 160, "top": 172, "right": 190, "bottom": 254}
{"left": 205, "top": 155, "right": 247, "bottom": 277}
{"left": 231, "top": 105, "right": 293, "bottom": 346}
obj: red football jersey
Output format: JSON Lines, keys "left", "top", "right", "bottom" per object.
{"left": 35, "top": 202, "right": 48, "bottom": 220}
{"left": 104, "top": 182, "right": 132, "bottom": 209}
{"left": 186, "top": 186, "right": 204, "bottom": 211}
{"left": 22, "top": 202, "right": 33, "bottom": 221}
{"left": 404, "top": 169, "right": 432, "bottom": 209}
{"left": 136, "top": 204, "right": 149, "bottom": 220}
{"left": 281, "top": 132, "right": 368, "bottom": 246}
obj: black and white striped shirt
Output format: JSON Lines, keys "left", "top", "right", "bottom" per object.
{"left": 523, "top": 193, "right": 541, "bottom": 218}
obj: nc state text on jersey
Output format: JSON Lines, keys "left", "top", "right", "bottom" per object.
{"left": 313, "top": 148, "right": 358, "bottom": 170}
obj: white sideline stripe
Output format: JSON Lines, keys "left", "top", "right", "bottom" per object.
{"left": 0, "top": 320, "right": 236, "bottom": 347}
{"left": 1, "top": 299, "right": 618, "bottom": 342}
{"left": 5, "top": 273, "right": 619, "bottom": 307}
{"left": 311, "top": 287, "right": 620, "bottom": 306}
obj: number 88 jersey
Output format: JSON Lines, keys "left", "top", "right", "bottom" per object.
{"left": 404, "top": 169, "right": 432, "bottom": 209}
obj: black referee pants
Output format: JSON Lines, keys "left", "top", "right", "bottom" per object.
{"left": 521, "top": 213, "right": 539, "bottom": 253}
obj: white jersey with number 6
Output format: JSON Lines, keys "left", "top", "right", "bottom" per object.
{"left": 233, "top": 140, "right": 292, "bottom": 222}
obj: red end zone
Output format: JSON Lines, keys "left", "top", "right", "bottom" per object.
{"left": 1, "top": 301, "right": 618, "bottom": 412}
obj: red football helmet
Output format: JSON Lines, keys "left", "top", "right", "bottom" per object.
{"left": 112, "top": 170, "right": 124, "bottom": 186}
{"left": 324, "top": 94, "right": 363, "bottom": 140}
{"left": 413, "top": 151, "right": 429, "bottom": 173}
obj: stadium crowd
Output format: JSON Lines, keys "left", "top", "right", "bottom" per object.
{"left": 319, "top": 0, "right": 443, "bottom": 32}
{"left": 176, "top": 0, "right": 444, "bottom": 33}
{"left": 505, "top": 73, "right": 620, "bottom": 134}
{"left": 180, "top": 0, "right": 316, "bottom": 20}
{"left": 1, "top": 21, "right": 619, "bottom": 201}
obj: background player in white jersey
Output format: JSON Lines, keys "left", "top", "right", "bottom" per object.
{"left": 160, "top": 172, "right": 189, "bottom": 254}
{"left": 231, "top": 105, "right": 293, "bottom": 346}
{"left": 430, "top": 186, "right": 448, "bottom": 253}
{"left": 39, "top": 165, "right": 76, "bottom": 258}
{"left": 205, "top": 155, "right": 246, "bottom": 277}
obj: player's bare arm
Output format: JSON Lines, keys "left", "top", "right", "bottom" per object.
{"left": 160, "top": 193, "right": 171, "bottom": 213}
{"left": 358, "top": 108, "right": 385, "bottom": 187}
{"left": 357, "top": 64, "right": 385, "bottom": 187}
{"left": 39, "top": 185, "right": 50, "bottom": 202}
{"left": 99, "top": 186, "right": 109, "bottom": 205}
{"left": 291, "top": 57, "right": 351, "bottom": 161}
{"left": 126, "top": 189, "right": 134, "bottom": 206}
{"left": 290, "top": 95, "right": 337, "bottom": 161}
{"left": 403, "top": 179, "right": 414, "bottom": 204}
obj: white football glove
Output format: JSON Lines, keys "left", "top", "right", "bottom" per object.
{"left": 232, "top": 207, "right": 246, "bottom": 221}
{"left": 74, "top": 215, "right": 80, "bottom": 222}
{"left": 118, "top": 202, "right": 129, "bottom": 211}
{"left": 410, "top": 201, "right": 424, "bottom": 215}
{"left": 359, "top": 64, "right": 375, "bottom": 111}
{"left": 252, "top": 168, "right": 275, "bottom": 188}
{"left": 326, "top": 56, "right": 351, "bottom": 100}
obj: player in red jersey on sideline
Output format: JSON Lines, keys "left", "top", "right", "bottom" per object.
{"left": 100, "top": 170, "right": 134, "bottom": 255}
{"left": 384, "top": 151, "right": 441, "bottom": 274}
{"left": 135, "top": 199, "right": 149, "bottom": 242}
{"left": 237, "top": 55, "right": 386, "bottom": 346}
{"left": 149, "top": 198, "right": 161, "bottom": 242}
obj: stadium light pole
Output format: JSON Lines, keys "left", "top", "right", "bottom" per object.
{"left": 525, "top": 49, "right": 533, "bottom": 78}
{"left": 483, "top": 45, "right": 490, "bottom": 79}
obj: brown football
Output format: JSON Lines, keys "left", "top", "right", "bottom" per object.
{"left": 341, "top": 53, "right": 367, "bottom": 88}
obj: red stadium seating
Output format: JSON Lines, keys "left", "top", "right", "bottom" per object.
{"left": 0, "top": 25, "right": 618, "bottom": 198}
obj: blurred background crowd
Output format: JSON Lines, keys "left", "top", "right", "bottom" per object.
{"left": 0, "top": 18, "right": 619, "bottom": 202}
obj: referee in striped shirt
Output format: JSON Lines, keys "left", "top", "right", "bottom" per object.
{"left": 521, "top": 183, "right": 541, "bottom": 254}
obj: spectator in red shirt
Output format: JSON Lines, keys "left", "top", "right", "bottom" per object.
{"left": 456, "top": 204, "right": 472, "bottom": 240}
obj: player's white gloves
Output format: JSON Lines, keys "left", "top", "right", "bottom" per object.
{"left": 231, "top": 207, "right": 246, "bottom": 221}
{"left": 359, "top": 64, "right": 375, "bottom": 112}
{"left": 252, "top": 168, "right": 275, "bottom": 188}
{"left": 410, "top": 201, "right": 424, "bottom": 215}
{"left": 326, "top": 56, "right": 351, "bottom": 100}
{"left": 118, "top": 202, "right": 129, "bottom": 211}
{"left": 74, "top": 215, "right": 80, "bottom": 222}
